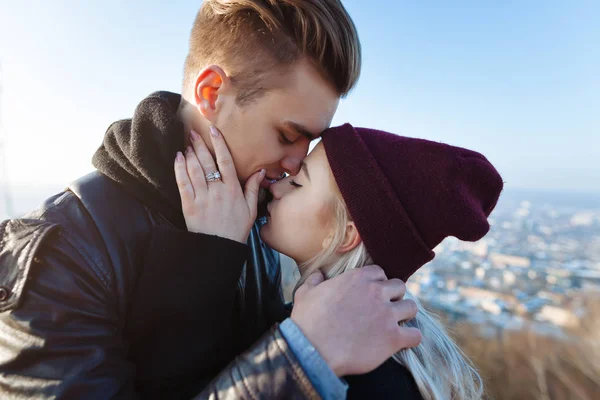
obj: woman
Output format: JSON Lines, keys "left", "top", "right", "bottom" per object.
{"left": 175, "top": 123, "right": 503, "bottom": 399}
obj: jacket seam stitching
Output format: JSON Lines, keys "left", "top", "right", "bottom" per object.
{"left": 37, "top": 192, "right": 112, "bottom": 292}
{"left": 274, "top": 331, "right": 321, "bottom": 400}
{"left": 36, "top": 191, "right": 71, "bottom": 220}
{"left": 231, "top": 357, "right": 256, "bottom": 400}
{"left": 239, "top": 370, "right": 258, "bottom": 400}
{"left": 58, "top": 191, "right": 114, "bottom": 292}
{"left": 59, "top": 231, "right": 111, "bottom": 291}
{"left": 8, "top": 224, "right": 57, "bottom": 309}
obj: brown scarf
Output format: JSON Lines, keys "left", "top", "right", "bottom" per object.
{"left": 92, "top": 91, "right": 187, "bottom": 228}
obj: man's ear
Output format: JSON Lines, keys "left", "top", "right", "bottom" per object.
{"left": 337, "top": 222, "right": 362, "bottom": 254}
{"left": 193, "top": 65, "right": 228, "bottom": 120}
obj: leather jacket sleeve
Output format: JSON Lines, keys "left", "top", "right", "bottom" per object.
{"left": 194, "top": 325, "right": 321, "bottom": 400}
{"left": 0, "top": 220, "right": 138, "bottom": 399}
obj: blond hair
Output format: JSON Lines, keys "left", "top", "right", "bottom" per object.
{"left": 183, "top": 0, "right": 361, "bottom": 105}
{"left": 297, "top": 194, "right": 484, "bottom": 400}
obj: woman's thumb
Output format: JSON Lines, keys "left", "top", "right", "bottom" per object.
{"left": 304, "top": 270, "right": 325, "bottom": 288}
{"left": 244, "top": 169, "right": 266, "bottom": 214}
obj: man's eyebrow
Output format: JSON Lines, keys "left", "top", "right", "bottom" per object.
{"left": 284, "top": 121, "right": 317, "bottom": 140}
{"left": 301, "top": 161, "right": 311, "bottom": 182}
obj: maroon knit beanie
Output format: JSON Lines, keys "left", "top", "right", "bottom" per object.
{"left": 321, "top": 124, "right": 503, "bottom": 282}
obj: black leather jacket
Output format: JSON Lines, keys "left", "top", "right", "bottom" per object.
{"left": 0, "top": 172, "right": 320, "bottom": 399}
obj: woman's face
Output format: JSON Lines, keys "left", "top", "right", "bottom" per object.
{"left": 260, "top": 142, "right": 338, "bottom": 265}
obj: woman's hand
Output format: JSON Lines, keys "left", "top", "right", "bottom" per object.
{"left": 174, "top": 125, "right": 266, "bottom": 243}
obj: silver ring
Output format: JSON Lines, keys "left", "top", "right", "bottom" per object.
{"left": 205, "top": 171, "right": 222, "bottom": 182}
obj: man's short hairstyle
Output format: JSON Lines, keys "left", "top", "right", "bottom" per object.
{"left": 183, "top": 0, "right": 361, "bottom": 105}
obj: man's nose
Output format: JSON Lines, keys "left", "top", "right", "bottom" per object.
{"left": 281, "top": 142, "right": 310, "bottom": 175}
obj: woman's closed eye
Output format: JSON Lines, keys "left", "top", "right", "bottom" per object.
{"left": 289, "top": 179, "right": 303, "bottom": 188}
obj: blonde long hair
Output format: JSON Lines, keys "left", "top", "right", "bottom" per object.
{"left": 296, "top": 195, "right": 484, "bottom": 400}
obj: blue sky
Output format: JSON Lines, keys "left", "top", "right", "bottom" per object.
{"left": 0, "top": 0, "right": 598, "bottom": 193}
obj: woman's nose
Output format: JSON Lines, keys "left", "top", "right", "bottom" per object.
{"left": 269, "top": 177, "right": 291, "bottom": 199}
{"left": 269, "top": 179, "right": 282, "bottom": 199}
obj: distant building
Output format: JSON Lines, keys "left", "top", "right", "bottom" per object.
{"left": 459, "top": 287, "right": 515, "bottom": 304}
{"left": 475, "top": 267, "right": 486, "bottom": 280}
{"left": 517, "top": 297, "right": 549, "bottom": 315}
{"left": 536, "top": 305, "right": 579, "bottom": 328}
{"left": 570, "top": 212, "right": 595, "bottom": 226}
{"left": 480, "top": 299, "right": 503, "bottom": 315}
{"left": 503, "top": 270, "right": 517, "bottom": 286}
{"left": 489, "top": 253, "right": 531, "bottom": 269}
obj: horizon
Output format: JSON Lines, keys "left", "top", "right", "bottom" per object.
{"left": 0, "top": 1, "right": 599, "bottom": 193}
{"left": 3, "top": 181, "right": 600, "bottom": 196}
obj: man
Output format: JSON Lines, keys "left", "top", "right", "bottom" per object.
{"left": 0, "top": 1, "right": 421, "bottom": 398}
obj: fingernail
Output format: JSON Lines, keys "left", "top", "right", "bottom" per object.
{"left": 190, "top": 129, "right": 199, "bottom": 141}
{"left": 176, "top": 152, "right": 184, "bottom": 162}
{"left": 260, "top": 169, "right": 266, "bottom": 179}
{"left": 209, "top": 125, "right": 219, "bottom": 138}
{"left": 186, "top": 145, "right": 193, "bottom": 153}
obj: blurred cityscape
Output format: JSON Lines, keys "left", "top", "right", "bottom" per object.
{"left": 409, "top": 190, "right": 600, "bottom": 339}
